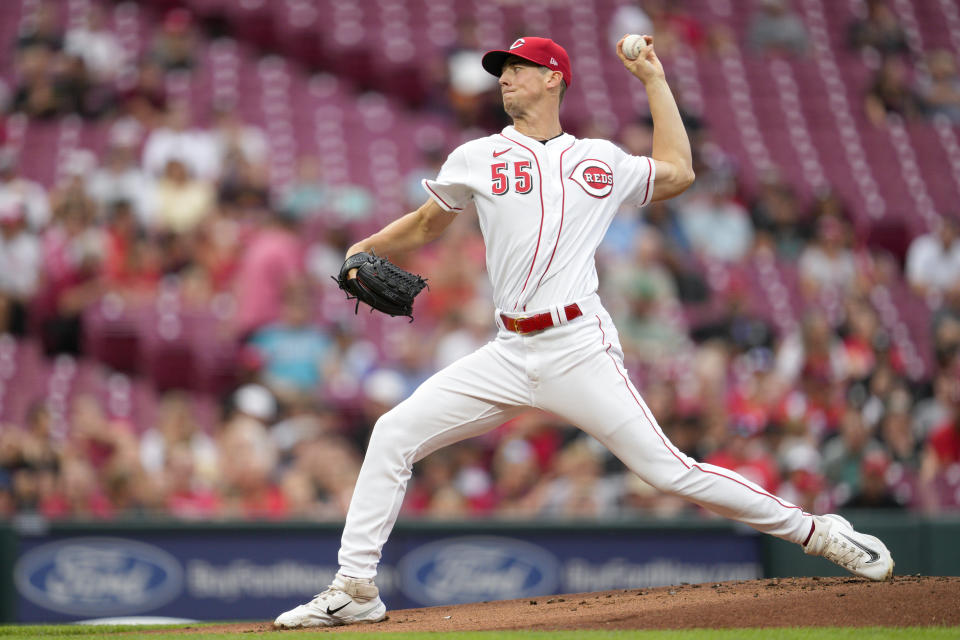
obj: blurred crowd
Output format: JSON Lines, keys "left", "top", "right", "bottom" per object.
{"left": 1, "top": 0, "right": 959, "bottom": 523}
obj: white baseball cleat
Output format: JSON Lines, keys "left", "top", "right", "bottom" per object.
{"left": 273, "top": 573, "right": 387, "bottom": 628}
{"left": 803, "top": 514, "right": 894, "bottom": 581}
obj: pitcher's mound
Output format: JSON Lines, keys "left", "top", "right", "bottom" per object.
{"left": 176, "top": 576, "right": 960, "bottom": 633}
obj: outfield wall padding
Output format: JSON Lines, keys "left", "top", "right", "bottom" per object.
{"left": 0, "top": 512, "right": 956, "bottom": 622}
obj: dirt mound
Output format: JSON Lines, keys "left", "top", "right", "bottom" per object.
{"left": 174, "top": 576, "right": 960, "bottom": 633}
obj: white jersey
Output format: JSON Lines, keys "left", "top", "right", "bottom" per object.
{"left": 423, "top": 125, "right": 656, "bottom": 313}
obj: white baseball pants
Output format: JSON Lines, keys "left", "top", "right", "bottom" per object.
{"left": 338, "top": 294, "right": 813, "bottom": 578}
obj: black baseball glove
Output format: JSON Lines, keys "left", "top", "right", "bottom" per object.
{"left": 333, "top": 251, "right": 427, "bottom": 319}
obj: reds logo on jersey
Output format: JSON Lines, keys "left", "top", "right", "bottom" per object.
{"left": 569, "top": 159, "right": 614, "bottom": 198}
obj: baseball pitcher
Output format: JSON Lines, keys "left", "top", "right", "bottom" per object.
{"left": 275, "top": 35, "right": 894, "bottom": 629}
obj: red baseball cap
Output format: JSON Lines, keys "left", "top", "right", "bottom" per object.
{"left": 482, "top": 37, "right": 572, "bottom": 87}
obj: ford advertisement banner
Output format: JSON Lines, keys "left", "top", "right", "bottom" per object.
{"left": 13, "top": 526, "right": 761, "bottom": 622}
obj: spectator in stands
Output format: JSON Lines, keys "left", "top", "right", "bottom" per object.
{"left": 839, "top": 299, "right": 890, "bottom": 381}
{"left": 219, "top": 416, "right": 286, "bottom": 519}
{"left": 11, "top": 72, "right": 60, "bottom": 120}
{"left": 490, "top": 437, "right": 542, "bottom": 517}
{"left": 865, "top": 56, "right": 923, "bottom": 126}
{"left": 404, "top": 449, "right": 457, "bottom": 516}
{"left": 324, "top": 183, "right": 374, "bottom": 225}
{"left": 0, "top": 148, "right": 50, "bottom": 231}
{"left": 142, "top": 101, "right": 219, "bottom": 180}
{"left": 36, "top": 190, "right": 104, "bottom": 355}
{"left": 775, "top": 311, "right": 846, "bottom": 412}
{"left": 7, "top": 458, "right": 46, "bottom": 515}
{"left": 212, "top": 107, "right": 269, "bottom": 172}
{"left": 915, "top": 367, "right": 959, "bottom": 439}
{"left": 64, "top": 3, "right": 125, "bottom": 85}
{"left": 15, "top": 1, "right": 63, "bottom": 57}
{"left": 799, "top": 215, "right": 857, "bottom": 297}
{"left": 449, "top": 445, "right": 495, "bottom": 514}
{"left": 164, "top": 442, "right": 220, "bottom": 519}
{"left": 12, "top": 2, "right": 62, "bottom": 119}
{"left": 404, "top": 146, "right": 446, "bottom": 212}
{"left": 918, "top": 50, "right": 960, "bottom": 123}
{"left": 234, "top": 210, "right": 305, "bottom": 339}
{"left": 614, "top": 276, "right": 689, "bottom": 368}
{"left": 776, "top": 444, "right": 830, "bottom": 514}
{"left": 726, "top": 349, "right": 779, "bottom": 435}
{"left": 0, "top": 197, "right": 41, "bottom": 335}
{"left": 218, "top": 146, "right": 270, "bottom": 212}
{"left": 69, "top": 394, "right": 138, "bottom": 475}
{"left": 55, "top": 53, "right": 112, "bottom": 119}
{"left": 706, "top": 421, "right": 781, "bottom": 492}
{"left": 51, "top": 151, "right": 98, "bottom": 221}
{"left": 102, "top": 200, "right": 162, "bottom": 295}
{"left": 841, "top": 451, "right": 903, "bottom": 509}
{"left": 433, "top": 297, "right": 496, "bottom": 369}
{"left": 41, "top": 454, "right": 113, "bottom": 519}
{"left": 178, "top": 210, "right": 241, "bottom": 304}
{"left": 269, "top": 402, "right": 334, "bottom": 456}
{"left": 140, "top": 391, "right": 218, "bottom": 484}
{"left": 641, "top": 200, "right": 709, "bottom": 302}
{"left": 748, "top": 0, "right": 808, "bottom": 57}
{"left": 423, "top": 484, "right": 470, "bottom": 518}
{"left": 906, "top": 216, "right": 960, "bottom": 301}
{"left": 848, "top": 0, "right": 909, "bottom": 58}
{"left": 153, "top": 159, "right": 215, "bottom": 235}
{"left": 879, "top": 391, "right": 922, "bottom": 470}
{"left": 281, "top": 155, "right": 329, "bottom": 221}
{"left": 823, "top": 408, "right": 885, "bottom": 497}
{"left": 249, "top": 283, "right": 333, "bottom": 400}
{"left": 679, "top": 171, "right": 754, "bottom": 262}
{"left": 537, "top": 439, "right": 619, "bottom": 518}
{"left": 920, "top": 354, "right": 960, "bottom": 479}
{"left": 103, "top": 449, "right": 160, "bottom": 517}
{"left": 150, "top": 8, "right": 198, "bottom": 72}
{"left": 117, "top": 59, "right": 167, "bottom": 127}
{"left": 608, "top": 229, "right": 678, "bottom": 313}
{"left": 19, "top": 403, "right": 59, "bottom": 471}
{"left": 445, "top": 19, "right": 501, "bottom": 130}
{"left": 749, "top": 171, "right": 807, "bottom": 259}
{"left": 0, "top": 471, "right": 13, "bottom": 518}
{"left": 806, "top": 186, "right": 852, "bottom": 230}
{"left": 276, "top": 416, "right": 357, "bottom": 520}
{"left": 932, "top": 282, "right": 960, "bottom": 368}
{"left": 608, "top": 2, "right": 653, "bottom": 49}
{"left": 619, "top": 472, "right": 690, "bottom": 516}
{"left": 278, "top": 467, "right": 322, "bottom": 519}
{"left": 639, "top": 0, "right": 706, "bottom": 57}
{"left": 304, "top": 435, "right": 363, "bottom": 518}
{"left": 214, "top": 384, "right": 284, "bottom": 519}
{"left": 1, "top": 403, "right": 60, "bottom": 515}
{"left": 88, "top": 120, "right": 153, "bottom": 227}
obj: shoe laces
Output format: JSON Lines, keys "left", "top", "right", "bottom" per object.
{"left": 308, "top": 586, "right": 342, "bottom": 605}
{"left": 823, "top": 534, "right": 864, "bottom": 570}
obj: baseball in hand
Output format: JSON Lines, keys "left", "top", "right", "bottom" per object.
{"left": 622, "top": 34, "right": 646, "bottom": 60}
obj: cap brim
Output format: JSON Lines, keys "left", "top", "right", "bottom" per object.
{"left": 481, "top": 50, "right": 511, "bottom": 79}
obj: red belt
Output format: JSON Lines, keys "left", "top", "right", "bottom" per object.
{"left": 500, "top": 303, "right": 583, "bottom": 335}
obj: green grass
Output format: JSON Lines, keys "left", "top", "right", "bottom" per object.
{"left": 1, "top": 627, "right": 958, "bottom": 640}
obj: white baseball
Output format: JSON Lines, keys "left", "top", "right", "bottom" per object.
{"left": 622, "top": 34, "right": 646, "bottom": 60}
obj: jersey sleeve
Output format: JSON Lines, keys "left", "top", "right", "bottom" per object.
{"left": 613, "top": 144, "right": 656, "bottom": 208}
{"left": 422, "top": 145, "right": 473, "bottom": 212}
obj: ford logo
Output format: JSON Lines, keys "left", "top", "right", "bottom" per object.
{"left": 398, "top": 536, "right": 559, "bottom": 605}
{"left": 14, "top": 537, "right": 184, "bottom": 616}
